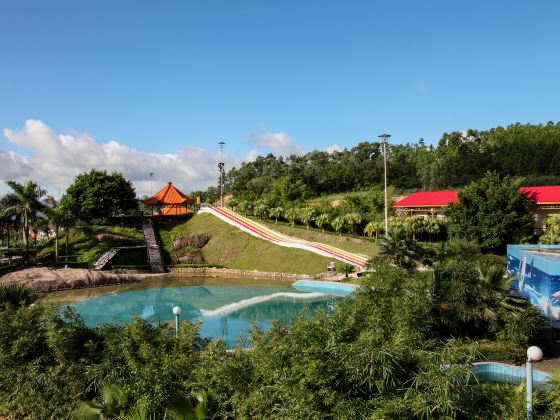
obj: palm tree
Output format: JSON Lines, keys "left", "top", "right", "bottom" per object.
{"left": 364, "top": 219, "right": 384, "bottom": 241}
{"left": 345, "top": 212, "right": 362, "bottom": 235}
{"left": 403, "top": 216, "right": 426, "bottom": 241}
{"left": 0, "top": 284, "right": 38, "bottom": 308}
{"left": 284, "top": 207, "right": 299, "bottom": 227}
{"left": 477, "top": 257, "right": 529, "bottom": 316}
{"left": 3, "top": 180, "right": 47, "bottom": 260}
{"left": 314, "top": 213, "right": 330, "bottom": 233}
{"left": 331, "top": 216, "right": 345, "bottom": 236}
{"left": 227, "top": 198, "right": 238, "bottom": 211}
{"left": 298, "top": 207, "right": 315, "bottom": 230}
{"left": 253, "top": 202, "right": 269, "bottom": 220}
{"left": 340, "top": 263, "right": 355, "bottom": 278}
{"left": 237, "top": 200, "right": 252, "bottom": 217}
{"left": 378, "top": 232, "right": 420, "bottom": 271}
{"left": 545, "top": 214, "right": 560, "bottom": 235}
{"left": 44, "top": 197, "right": 71, "bottom": 263}
{"left": 424, "top": 218, "right": 441, "bottom": 242}
{"left": 73, "top": 383, "right": 129, "bottom": 419}
{"left": 268, "top": 206, "right": 283, "bottom": 224}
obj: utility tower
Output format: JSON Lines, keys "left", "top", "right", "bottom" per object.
{"left": 218, "top": 141, "right": 225, "bottom": 207}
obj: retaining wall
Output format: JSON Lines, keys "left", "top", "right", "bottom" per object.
{"left": 167, "top": 266, "right": 316, "bottom": 280}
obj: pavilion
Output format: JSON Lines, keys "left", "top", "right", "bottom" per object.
{"left": 143, "top": 182, "right": 195, "bottom": 216}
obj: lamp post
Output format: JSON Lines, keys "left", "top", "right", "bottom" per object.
{"left": 526, "top": 345, "right": 543, "bottom": 420}
{"left": 173, "top": 306, "right": 181, "bottom": 338}
{"left": 378, "top": 134, "right": 391, "bottom": 237}
{"left": 149, "top": 172, "right": 154, "bottom": 195}
{"left": 218, "top": 141, "right": 226, "bottom": 207}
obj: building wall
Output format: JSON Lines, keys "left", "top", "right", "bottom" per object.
{"left": 507, "top": 244, "right": 560, "bottom": 329}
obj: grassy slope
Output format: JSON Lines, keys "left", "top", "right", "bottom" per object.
{"left": 253, "top": 218, "right": 379, "bottom": 258}
{"left": 37, "top": 226, "right": 144, "bottom": 264}
{"left": 158, "top": 213, "right": 336, "bottom": 275}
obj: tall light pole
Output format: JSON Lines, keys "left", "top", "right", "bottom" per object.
{"left": 218, "top": 141, "right": 226, "bottom": 207}
{"left": 378, "top": 134, "right": 391, "bottom": 237}
{"left": 149, "top": 172, "right": 154, "bottom": 195}
{"left": 526, "top": 346, "right": 543, "bottom": 420}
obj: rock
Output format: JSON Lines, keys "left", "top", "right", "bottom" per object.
{"left": 0, "top": 267, "right": 142, "bottom": 292}
{"left": 176, "top": 253, "right": 206, "bottom": 264}
{"left": 173, "top": 234, "right": 210, "bottom": 249}
{"left": 94, "top": 232, "right": 134, "bottom": 245}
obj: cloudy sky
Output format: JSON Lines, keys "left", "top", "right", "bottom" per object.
{"left": 1, "top": 1, "right": 559, "bottom": 196}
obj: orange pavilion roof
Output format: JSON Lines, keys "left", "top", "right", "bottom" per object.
{"left": 143, "top": 182, "right": 195, "bottom": 205}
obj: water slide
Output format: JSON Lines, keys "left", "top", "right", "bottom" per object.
{"left": 198, "top": 206, "right": 369, "bottom": 268}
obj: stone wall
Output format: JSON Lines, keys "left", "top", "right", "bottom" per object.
{"left": 167, "top": 266, "right": 318, "bottom": 280}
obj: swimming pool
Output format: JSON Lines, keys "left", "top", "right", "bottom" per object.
{"left": 472, "top": 362, "right": 551, "bottom": 389}
{"left": 53, "top": 277, "right": 339, "bottom": 347}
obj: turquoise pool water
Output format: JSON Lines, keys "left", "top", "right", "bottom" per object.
{"left": 57, "top": 278, "right": 337, "bottom": 347}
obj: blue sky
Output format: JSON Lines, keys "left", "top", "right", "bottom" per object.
{"left": 1, "top": 0, "right": 559, "bottom": 194}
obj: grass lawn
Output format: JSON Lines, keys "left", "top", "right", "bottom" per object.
{"left": 37, "top": 226, "right": 144, "bottom": 265}
{"left": 158, "top": 213, "right": 337, "bottom": 275}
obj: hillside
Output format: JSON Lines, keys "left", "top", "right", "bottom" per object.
{"left": 158, "top": 213, "right": 341, "bottom": 275}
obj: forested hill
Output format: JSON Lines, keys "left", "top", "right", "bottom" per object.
{"left": 194, "top": 122, "right": 560, "bottom": 203}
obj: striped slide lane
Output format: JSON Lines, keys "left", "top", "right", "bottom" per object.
{"left": 215, "top": 207, "right": 369, "bottom": 266}
{"left": 201, "top": 206, "right": 369, "bottom": 267}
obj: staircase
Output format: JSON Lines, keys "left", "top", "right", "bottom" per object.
{"left": 92, "top": 248, "right": 121, "bottom": 270}
{"left": 91, "top": 245, "right": 147, "bottom": 270}
{"left": 142, "top": 222, "right": 164, "bottom": 273}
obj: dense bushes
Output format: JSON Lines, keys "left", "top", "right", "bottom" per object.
{"left": 0, "top": 263, "right": 554, "bottom": 419}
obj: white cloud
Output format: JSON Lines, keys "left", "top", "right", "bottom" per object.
{"left": 253, "top": 132, "right": 305, "bottom": 156}
{"left": 243, "top": 149, "right": 260, "bottom": 163}
{"left": 1, "top": 119, "right": 234, "bottom": 197}
{"left": 325, "top": 144, "right": 343, "bottom": 154}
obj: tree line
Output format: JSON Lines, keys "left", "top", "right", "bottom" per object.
{"left": 220, "top": 122, "right": 560, "bottom": 203}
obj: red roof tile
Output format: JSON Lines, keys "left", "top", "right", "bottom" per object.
{"left": 393, "top": 186, "right": 560, "bottom": 208}
{"left": 393, "top": 190, "right": 460, "bottom": 207}
{"left": 143, "top": 182, "right": 195, "bottom": 205}
{"left": 520, "top": 186, "right": 560, "bottom": 204}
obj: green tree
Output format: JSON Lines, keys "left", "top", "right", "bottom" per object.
{"left": 268, "top": 206, "right": 283, "bottom": 224}
{"left": 424, "top": 218, "right": 442, "bottom": 242}
{"left": 298, "top": 207, "right": 315, "bottom": 230}
{"left": 227, "top": 198, "right": 238, "bottom": 211}
{"left": 3, "top": 180, "right": 47, "bottom": 259}
{"left": 364, "top": 219, "right": 384, "bottom": 241}
{"left": 314, "top": 213, "right": 330, "bottom": 233}
{"left": 339, "top": 263, "right": 355, "bottom": 278}
{"left": 403, "top": 216, "right": 426, "bottom": 241}
{"left": 344, "top": 212, "right": 362, "bottom": 235}
{"left": 61, "top": 169, "right": 138, "bottom": 224}
{"left": 377, "top": 232, "right": 421, "bottom": 271}
{"left": 446, "top": 172, "right": 534, "bottom": 250}
{"left": 331, "top": 216, "right": 345, "bottom": 236}
{"left": 284, "top": 207, "right": 299, "bottom": 227}
{"left": 253, "top": 202, "right": 269, "bottom": 220}
{"left": 236, "top": 200, "right": 251, "bottom": 217}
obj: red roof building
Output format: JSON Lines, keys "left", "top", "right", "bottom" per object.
{"left": 143, "top": 182, "right": 195, "bottom": 216}
{"left": 393, "top": 186, "right": 560, "bottom": 231}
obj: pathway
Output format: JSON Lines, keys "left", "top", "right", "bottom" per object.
{"left": 91, "top": 245, "right": 146, "bottom": 270}
{"left": 199, "top": 206, "right": 369, "bottom": 267}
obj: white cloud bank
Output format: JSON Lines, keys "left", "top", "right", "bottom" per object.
{"left": 1, "top": 119, "right": 233, "bottom": 196}
{"left": 253, "top": 132, "right": 305, "bottom": 156}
